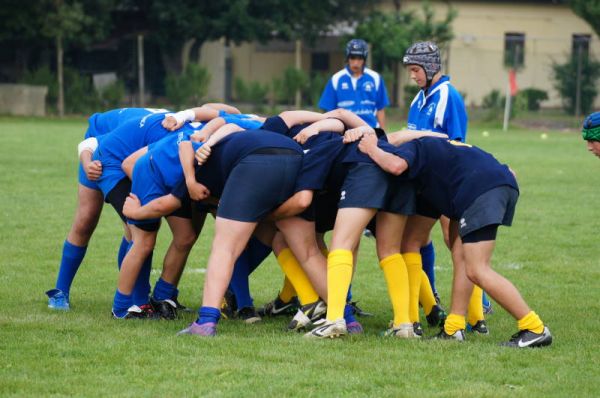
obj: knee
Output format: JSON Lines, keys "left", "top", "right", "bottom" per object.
{"left": 465, "top": 265, "right": 483, "bottom": 286}
{"left": 173, "top": 232, "right": 198, "bottom": 252}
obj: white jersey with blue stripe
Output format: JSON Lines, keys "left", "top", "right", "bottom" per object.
{"left": 319, "top": 66, "right": 390, "bottom": 128}
{"left": 407, "top": 76, "right": 467, "bottom": 141}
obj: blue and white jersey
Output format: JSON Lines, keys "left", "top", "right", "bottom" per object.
{"left": 85, "top": 107, "right": 169, "bottom": 139}
{"left": 406, "top": 76, "right": 467, "bottom": 141}
{"left": 319, "top": 66, "right": 390, "bottom": 128}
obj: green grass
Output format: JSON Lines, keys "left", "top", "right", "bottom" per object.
{"left": 1, "top": 116, "right": 599, "bottom": 397}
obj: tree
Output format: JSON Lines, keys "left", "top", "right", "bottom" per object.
{"left": 570, "top": 0, "right": 600, "bottom": 38}
{"left": 552, "top": 56, "right": 600, "bottom": 115}
{"left": 355, "top": 1, "right": 457, "bottom": 106}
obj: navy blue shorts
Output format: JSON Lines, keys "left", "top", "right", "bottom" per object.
{"left": 315, "top": 190, "right": 339, "bottom": 233}
{"left": 458, "top": 185, "right": 519, "bottom": 238}
{"left": 381, "top": 178, "right": 416, "bottom": 215}
{"left": 218, "top": 152, "right": 302, "bottom": 222}
{"left": 415, "top": 194, "right": 442, "bottom": 220}
{"left": 337, "top": 163, "right": 389, "bottom": 210}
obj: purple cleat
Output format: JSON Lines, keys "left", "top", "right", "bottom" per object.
{"left": 346, "top": 320, "right": 364, "bottom": 335}
{"left": 177, "top": 322, "right": 217, "bottom": 337}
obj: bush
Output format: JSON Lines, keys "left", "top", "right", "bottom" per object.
{"left": 98, "top": 80, "right": 125, "bottom": 109}
{"left": 63, "top": 68, "right": 101, "bottom": 114}
{"left": 551, "top": 56, "right": 600, "bottom": 115}
{"left": 518, "top": 88, "right": 548, "bottom": 111}
{"left": 272, "top": 67, "right": 308, "bottom": 105}
{"left": 307, "top": 73, "right": 328, "bottom": 107}
{"left": 165, "top": 64, "right": 211, "bottom": 109}
{"left": 481, "top": 88, "right": 525, "bottom": 120}
{"left": 234, "top": 77, "right": 269, "bottom": 112}
{"left": 403, "top": 84, "right": 420, "bottom": 107}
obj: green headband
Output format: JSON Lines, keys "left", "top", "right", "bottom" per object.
{"left": 582, "top": 125, "right": 600, "bottom": 141}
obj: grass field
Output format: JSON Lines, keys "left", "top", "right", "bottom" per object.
{"left": 1, "top": 115, "right": 599, "bottom": 397}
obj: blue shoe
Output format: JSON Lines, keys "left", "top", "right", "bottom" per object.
{"left": 177, "top": 322, "right": 217, "bottom": 337}
{"left": 46, "top": 289, "right": 70, "bottom": 311}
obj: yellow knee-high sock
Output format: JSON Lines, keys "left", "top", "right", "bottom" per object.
{"left": 403, "top": 252, "right": 423, "bottom": 323}
{"left": 444, "top": 313, "right": 466, "bottom": 335}
{"left": 518, "top": 311, "right": 544, "bottom": 334}
{"left": 279, "top": 276, "right": 296, "bottom": 303}
{"left": 320, "top": 247, "right": 329, "bottom": 257}
{"left": 276, "top": 249, "right": 319, "bottom": 305}
{"left": 327, "top": 249, "right": 353, "bottom": 321}
{"left": 380, "top": 254, "right": 410, "bottom": 326}
{"left": 419, "top": 270, "right": 437, "bottom": 316}
{"left": 467, "top": 285, "right": 484, "bottom": 326}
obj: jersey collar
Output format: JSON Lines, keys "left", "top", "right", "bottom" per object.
{"left": 417, "top": 75, "right": 450, "bottom": 110}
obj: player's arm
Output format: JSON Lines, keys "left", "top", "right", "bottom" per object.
{"left": 122, "top": 147, "right": 148, "bottom": 179}
{"left": 123, "top": 193, "right": 181, "bottom": 220}
{"left": 386, "top": 130, "right": 448, "bottom": 146}
{"left": 358, "top": 133, "right": 408, "bottom": 176}
{"left": 190, "top": 117, "right": 227, "bottom": 143}
{"left": 179, "top": 141, "right": 211, "bottom": 201}
{"left": 376, "top": 109, "right": 386, "bottom": 130}
{"left": 323, "top": 108, "right": 370, "bottom": 129}
{"left": 162, "top": 105, "right": 221, "bottom": 131}
{"left": 203, "top": 103, "right": 241, "bottom": 114}
{"left": 279, "top": 110, "right": 325, "bottom": 128}
{"left": 293, "top": 118, "right": 345, "bottom": 144}
{"left": 269, "top": 190, "right": 314, "bottom": 221}
{"left": 78, "top": 140, "right": 103, "bottom": 181}
{"left": 196, "top": 123, "right": 244, "bottom": 165}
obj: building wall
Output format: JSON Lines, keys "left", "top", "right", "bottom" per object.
{"left": 199, "top": 1, "right": 599, "bottom": 107}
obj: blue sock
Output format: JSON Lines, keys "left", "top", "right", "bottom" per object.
{"left": 246, "top": 237, "right": 272, "bottom": 274}
{"left": 344, "top": 304, "right": 357, "bottom": 324}
{"left": 420, "top": 241, "right": 437, "bottom": 294}
{"left": 132, "top": 250, "right": 153, "bottom": 306}
{"left": 113, "top": 289, "right": 133, "bottom": 317}
{"left": 229, "top": 249, "right": 253, "bottom": 309}
{"left": 153, "top": 277, "right": 176, "bottom": 301}
{"left": 172, "top": 288, "right": 180, "bottom": 300}
{"left": 482, "top": 291, "right": 491, "bottom": 307}
{"left": 196, "top": 306, "right": 221, "bottom": 325}
{"left": 55, "top": 240, "right": 87, "bottom": 295}
{"left": 346, "top": 285, "right": 353, "bottom": 303}
{"left": 117, "top": 237, "right": 129, "bottom": 269}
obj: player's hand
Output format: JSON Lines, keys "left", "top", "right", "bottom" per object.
{"left": 162, "top": 115, "right": 184, "bottom": 131}
{"left": 293, "top": 126, "right": 318, "bottom": 145}
{"left": 191, "top": 130, "right": 210, "bottom": 143}
{"left": 84, "top": 160, "right": 103, "bottom": 180}
{"left": 123, "top": 193, "right": 141, "bottom": 219}
{"left": 343, "top": 126, "right": 375, "bottom": 143}
{"left": 187, "top": 181, "right": 211, "bottom": 201}
{"left": 358, "top": 133, "right": 378, "bottom": 155}
{"left": 195, "top": 145, "right": 212, "bottom": 165}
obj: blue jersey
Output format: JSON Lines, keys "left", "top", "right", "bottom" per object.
{"left": 406, "top": 76, "right": 467, "bottom": 141}
{"left": 191, "top": 130, "right": 302, "bottom": 198}
{"left": 85, "top": 107, "right": 169, "bottom": 139}
{"left": 319, "top": 66, "right": 390, "bottom": 128}
{"left": 379, "top": 137, "right": 518, "bottom": 219}
{"left": 147, "top": 131, "right": 203, "bottom": 192}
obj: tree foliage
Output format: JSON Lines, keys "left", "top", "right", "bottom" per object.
{"left": 552, "top": 56, "right": 600, "bottom": 115}
{"left": 569, "top": 0, "right": 600, "bottom": 38}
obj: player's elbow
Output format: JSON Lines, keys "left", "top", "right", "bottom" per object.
{"left": 296, "top": 190, "right": 314, "bottom": 210}
{"left": 388, "top": 159, "right": 408, "bottom": 176}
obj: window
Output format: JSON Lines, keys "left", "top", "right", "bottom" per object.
{"left": 504, "top": 32, "right": 525, "bottom": 68}
{"left": 572, "top": 34, "right": 591, "bottom": 61}
{"left": 311, "top": 52, "right": 329, "bottom": 72}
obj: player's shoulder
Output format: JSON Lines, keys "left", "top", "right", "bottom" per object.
{"left": 331, "top": 68, "right": 350, "bottom": 88}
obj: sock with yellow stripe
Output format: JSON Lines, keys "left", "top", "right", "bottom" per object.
{"left": 419, "top": 270, "right": 437, "bottom": 316}
{"left": 467, "top": 285, "right": 485, "bottom": 326}
{"left": 278, "top": 276, "right": 296, "bottom": 303}
{"left": 403, "top": 252, "right": 423, "bottom": 323}
{"left": 518, "top": 311, "right": 544, "bottom": 334}
{"left": 380, "top": 254, "right": 410, "bottom": 326}
{"left": 276, "top": 249, "right": 319, "bottom": 305}
{"left": 444, "top": 313, "right": 466, "bottom": 335}
{"left": 327, "top": 249, "right": 353, "bottom": 321}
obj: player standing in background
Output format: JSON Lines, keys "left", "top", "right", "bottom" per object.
{"left": 401, "top": 41, "right": 488, "bottom": 335}
{"left": 319, "top": 39, "right": 390, "bottom": 129}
